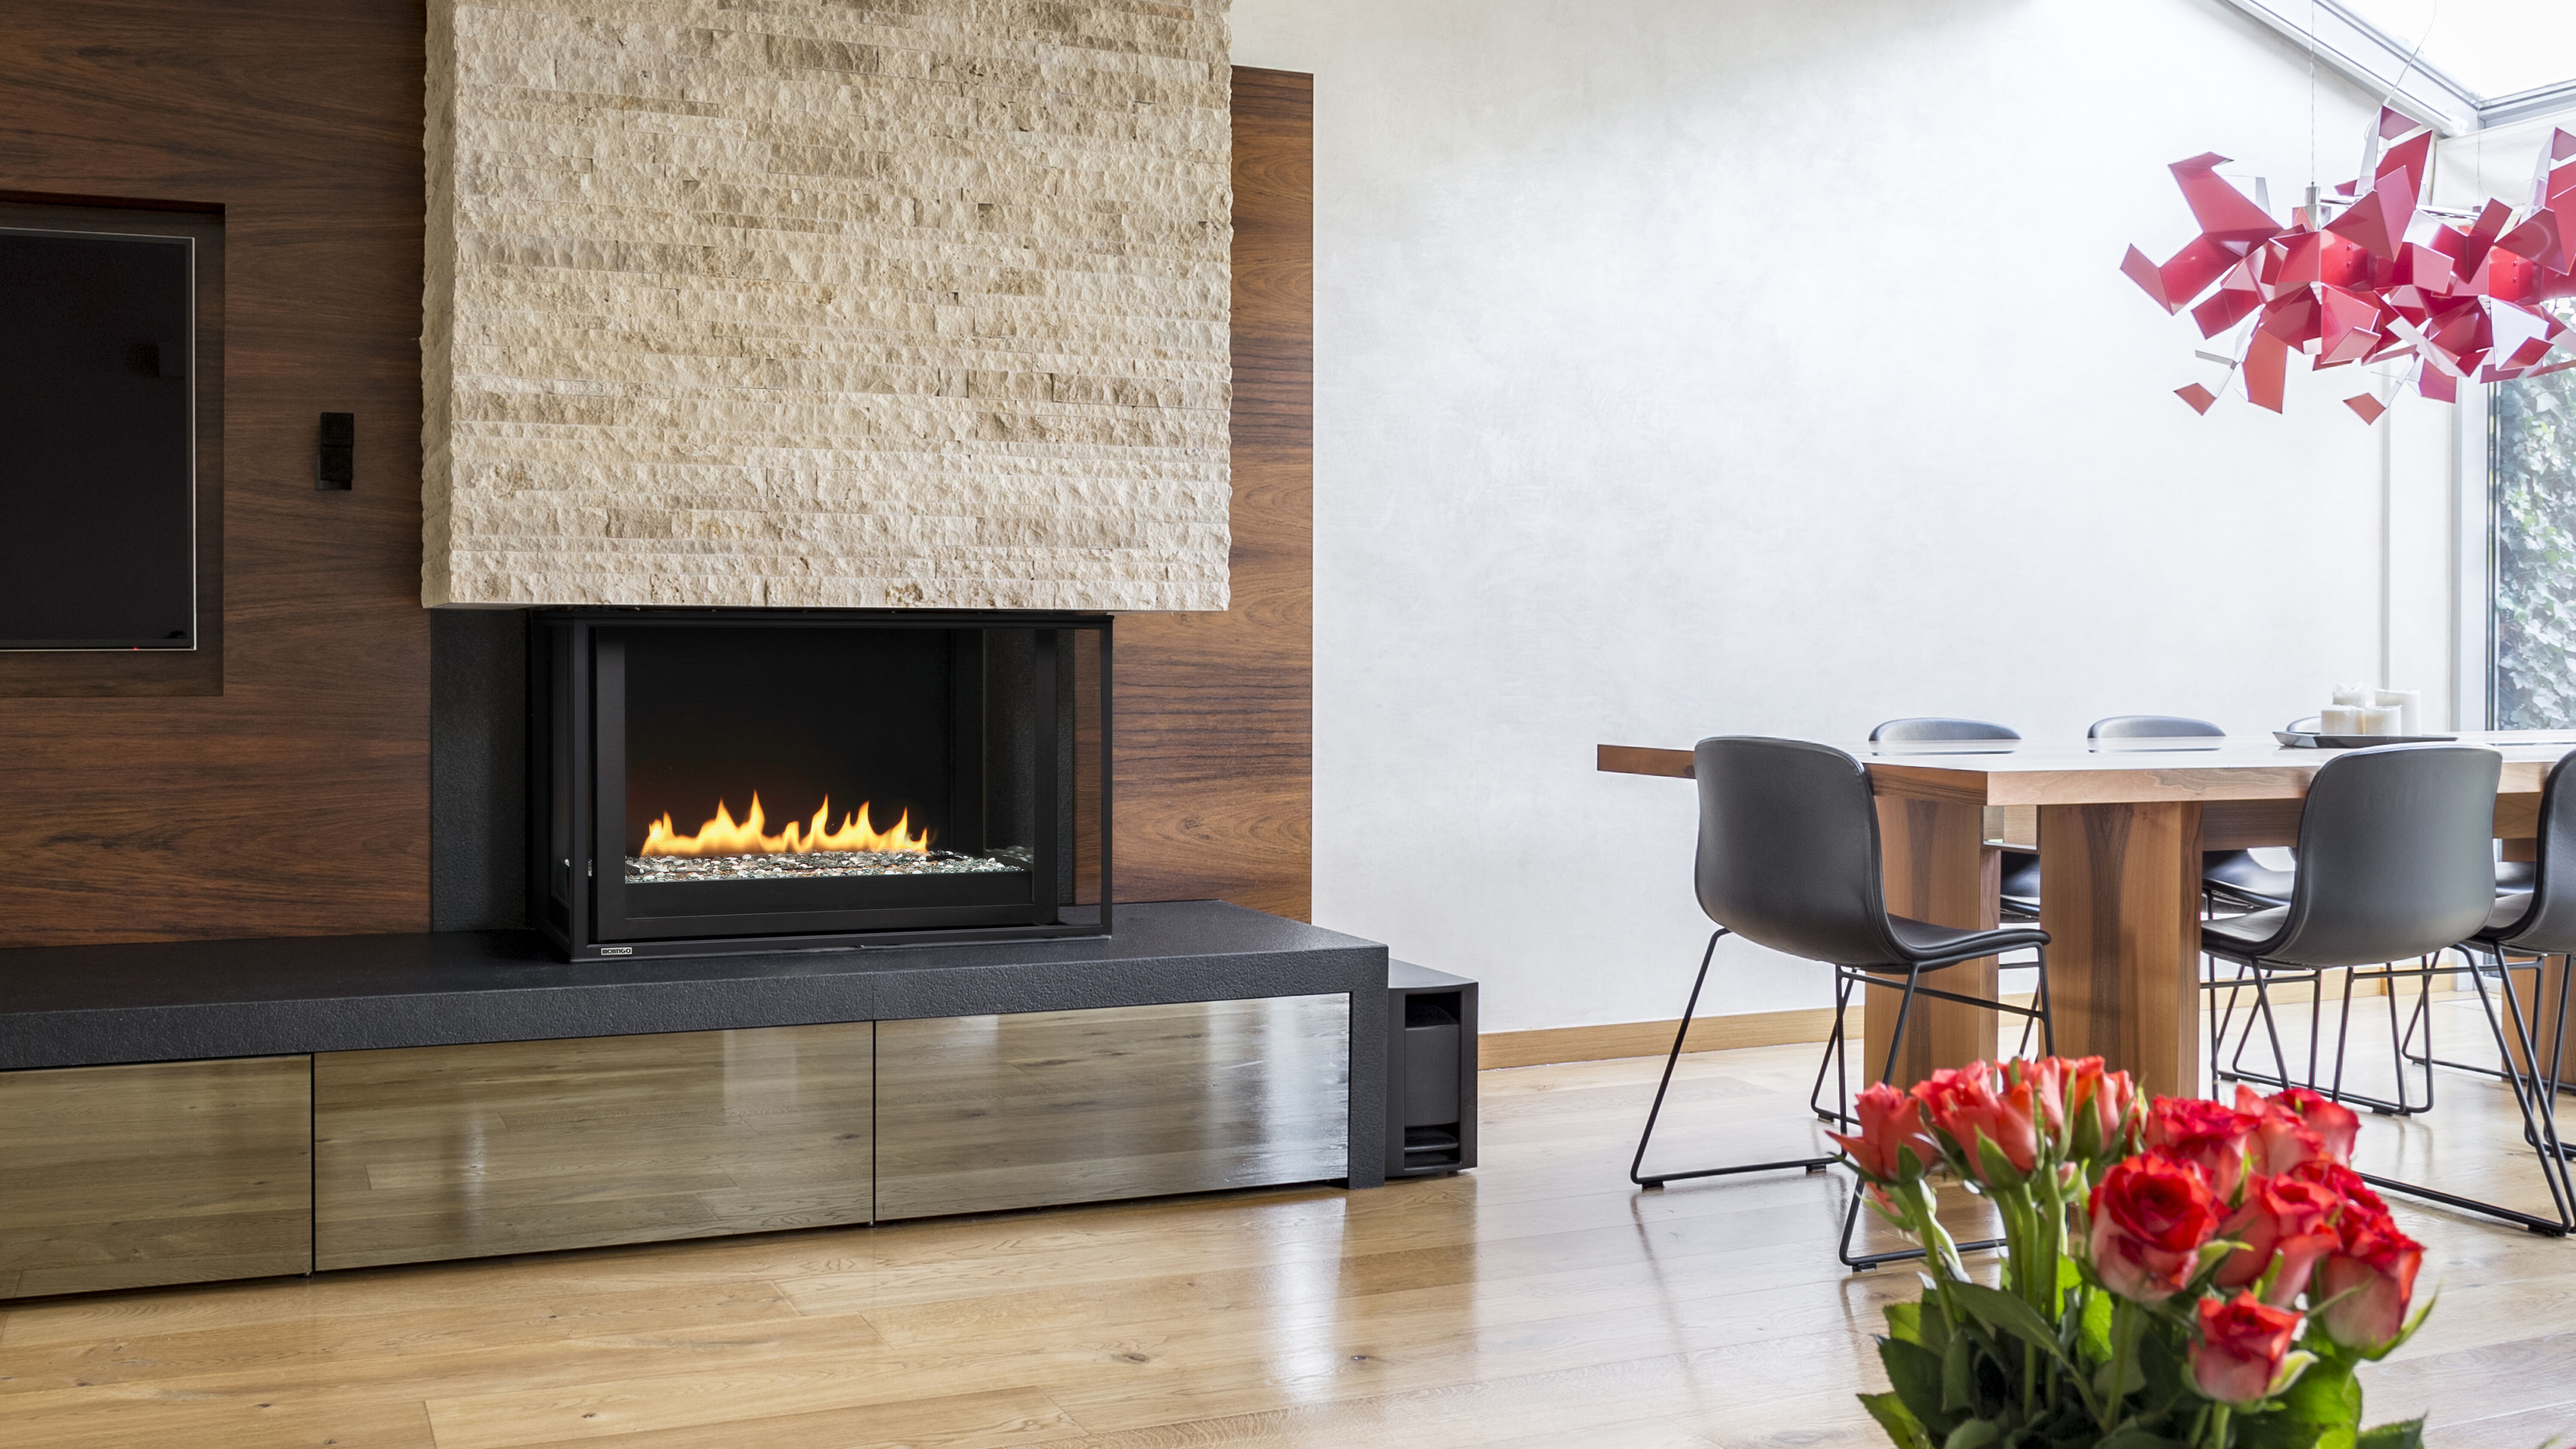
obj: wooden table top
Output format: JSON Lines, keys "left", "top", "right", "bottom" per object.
{"left": 1598, "top": 732, "right": 2576, "bottom": 806}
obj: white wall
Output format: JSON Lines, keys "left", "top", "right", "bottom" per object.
{"left": 1232, "top": 0, "right": 2416, "bottom": 1031}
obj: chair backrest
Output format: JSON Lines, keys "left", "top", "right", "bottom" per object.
{"left": 2090, "top": 715, "right": 2224, "bottom": 738}
{"left": 1869, "top": 717, "right": 2019, "bottom": 742}
{"left": 1693, "top": 737, "right": 1906, "bottom": 966}
{"left": 2266, "top": 744, "right": 2503, "bottom": 969}
{"left": 2497, "top": 750, "right": 2576, "bottom": 953}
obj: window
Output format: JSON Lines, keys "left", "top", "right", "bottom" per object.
{"left": 2493, "top": 300, "right": 2576, "bottom": 728}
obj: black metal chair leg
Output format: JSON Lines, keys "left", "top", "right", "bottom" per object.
{"left": 2359, "top": 948, "right": 2576, "bottom": 1236}
{"left": 1631, "top": 930, "right": 1835, "bottom": 1190}
{"left": 1810, "top": 970, "right": 1855, "bottom": 1125}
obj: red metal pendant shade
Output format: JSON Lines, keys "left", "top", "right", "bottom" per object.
{"left": 2125, "top": 109, "right": 2576, "bottom": 419}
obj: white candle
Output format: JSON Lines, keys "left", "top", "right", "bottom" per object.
{"left": 2374, "top": 688, "right": 2421, "bottom": 735}
{"left": 2333, "top": 683, "right": 2372, "bottom": 707}
{"left": 2321, "top": 704, "right": 2364, "bottom": 735}
{"left": 2360, "top": 704, "right": 2403, "bottom": 735}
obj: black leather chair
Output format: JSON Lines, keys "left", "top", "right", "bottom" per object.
{"left": 2199, "top": 745, "right": 2550, "bottom": 1228}
{"left": 1868, "top": 718, "right": 2042, "bottom": 920}
{"left": 2412, "top": 749, "right": 2576, "bottom": 1233}
{"left": 1628, "top": 736, "right": 2052, "bottom": 1269}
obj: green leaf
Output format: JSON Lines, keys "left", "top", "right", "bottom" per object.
{"left": 2353, "top": 1417, "right": 2425, "bottom": 1449}
{"left": 2236, "top": 1358, "right": 2361, "bottom": 1449}
{"left": 1860, "top": 1391, "right": 1937, "bottom": 1449}
{"left": 2078, "top": 1288, "right": 2115, "bottom": 1367}
{"left": 1944, "top": 1280, "right": 2069, "bottom": 1365}
{"left": 1888, "top": 1301, "right": 1928, "bottom": 1348}
{"left": 1944, "top": 1417, "right": 2002, "bottom": 1449}
{"left": 1942, "top": 1331, "right": 1978, "bottom": 1415}
{"left": 1881, "top": 1337, "right": 1955, "bottom": 1433}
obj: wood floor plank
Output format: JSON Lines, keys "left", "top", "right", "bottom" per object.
{"left": 0, "top": 1010, "right": 2566, "bottom": 1447}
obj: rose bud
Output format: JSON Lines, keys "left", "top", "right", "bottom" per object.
{"left": 2019, "top": 1056, "right": 2070, "bottom": 1148}
{"left": 2317, "top": 1210, "right": 2425, "bottom": 1355}
{"left": 2067, "top": 1057, "right": 2138, "bottom": 1161}
{"left": 2089, "top": 1153, "right": 2222, "bottom": 1303}
{"left": 1829, "top": 1081, "right": 1941, "bottom": 1185}
{"left": 2237, "top": 1085, "right": 2360, "bottom": 1173}
{"left": 2284, "top": 1158, "right": 2390, "bottom": 1219}
{"left": 1911, "top": 1062, "right": 2040, "bottom": 1185}
{"left": 2144, "top": 1095, "right": 2261, "bottom": 1199}
{"left": 2214, "top": 1173, "right": 2339, "bottom": 1294}
{"left": 2191, "top": 1291, "right": 2306, "bottom": 1406}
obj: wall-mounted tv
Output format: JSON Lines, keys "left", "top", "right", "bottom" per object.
{"left": 0, "top": 228, "right": 198, "bottom": 650}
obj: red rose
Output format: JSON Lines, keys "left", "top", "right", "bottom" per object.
{"left": 2089, "top": 1153, "right": 2222, "bottom": 1303}
{"left": 1829, "top": 1081, "right": 1941, "bottom": 1184}
{"left": 2317, "top": 1209, "right": 2424, "bottom": 1353}
{"left": 2191, "top": 1291, "right": 2304, "bottom": 1405}
{"left": 2238, "top": 1085, "right": 2360, "bottom": 1173}
{"left": 2144, "top": 1095, "right": 2260, "bottom": 1199}
{"left": 2214, "top": 1173, "right": 2340, "bottom": 1303}
{"left": 2283, "top": 1158, "right": 2390, "bottom": 1218}
{"left": 2020, "top": 1056, "right": 2069, "bottom": 1143}
{"left": 1912, "top": 1062, "right": 2039, "bottom": 1183}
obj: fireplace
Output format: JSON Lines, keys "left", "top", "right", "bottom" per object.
{"left": 530, "top": 610, "right": 1110, "bottom": 960}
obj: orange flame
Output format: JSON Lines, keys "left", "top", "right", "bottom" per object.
{"left": 639, "top": 793, "right": 931, "bottom": 857}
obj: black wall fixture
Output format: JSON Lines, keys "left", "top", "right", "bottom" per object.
{"left": 316, "top": 411, "right": 352, "bottom": 489}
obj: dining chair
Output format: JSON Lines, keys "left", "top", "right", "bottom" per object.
{"left": 1628, "top": 736, "right": 2053, "bottom": 1269}
{"left": 2196, "top": 744, "right": 2549, "bottom": 1230}
{"left": 2366, "top": 749, "right": 2576, "bottom": 1234}
{"left": 1868, "top": 718, "right": 2042, "bottom": 921}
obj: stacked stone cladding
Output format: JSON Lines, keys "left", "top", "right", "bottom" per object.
{"left": 422, "top": 0, "right": 1232, "bottom": 609}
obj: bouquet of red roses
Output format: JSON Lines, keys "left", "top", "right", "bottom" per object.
{"left": 1835, "top": 1056, "right": 2430, "bottom": 1449}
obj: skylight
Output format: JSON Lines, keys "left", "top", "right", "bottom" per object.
{"left": 2335, "top": 0, "right": 2576, "bottom": 103}
{"left": 2224, "top": 0, "right": 2576, "bottom": 132}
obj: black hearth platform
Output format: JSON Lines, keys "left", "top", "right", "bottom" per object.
{"left": 0, "top": 900, "right": 1389, "bottom": 1185}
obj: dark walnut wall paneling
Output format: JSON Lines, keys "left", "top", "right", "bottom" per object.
{"left": 1114, "top": 67, "right": 1315, "bottom": 920}
{"left": 0, "top": 2, "right": 429, "bottom": 946}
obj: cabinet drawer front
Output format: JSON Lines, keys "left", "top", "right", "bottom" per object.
{"left": 0, "top": 1055, "right": 312, "bottom": 1299}
{"left": 315, "top": 1024, "right": 872, "bottom": 1271}
{"left": 877, "top": 996, "right": 1348, "bottom": 1221}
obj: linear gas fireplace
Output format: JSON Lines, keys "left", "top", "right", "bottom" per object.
{"left": 531, "top": 610, "right": 1110, "bottom": 960}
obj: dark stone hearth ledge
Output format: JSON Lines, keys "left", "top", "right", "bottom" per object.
{"left": 0, "top": 901, "right": 1391, "bottom": 1072}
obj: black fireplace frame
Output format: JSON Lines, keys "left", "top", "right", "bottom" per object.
{"left": 529, "top": 608, "right": 1112, "bottom": 961}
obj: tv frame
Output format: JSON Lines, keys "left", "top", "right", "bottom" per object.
{"left": 0, "top": 225, "right": 200, "bottom": 652}
{"left": 0, "top": 195, "right": 223, "bottom": 699}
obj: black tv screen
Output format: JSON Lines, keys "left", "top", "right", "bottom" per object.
{"left": 0, "top": 228, "right": 197, "bottom": 650}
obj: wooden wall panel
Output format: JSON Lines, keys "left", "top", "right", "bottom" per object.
{"left": 1115, "top": 68, "right": 1315, "bottom": 919}
{"left": 0, "top": 2, "right": 430, "bottom": 945}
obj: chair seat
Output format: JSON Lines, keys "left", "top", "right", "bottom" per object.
{"left": 2472, "top": 890, "right": 2537, "bottom": 946}
{"left": 2203, "top": 848, "right": 2293, "bottom": 909}
{"left": 1999, "top": 849, "right": 2041, "bottom": 916}
{"left": 1880, "top": 914, "right": 2049, "bottom": 967}
{"left": 2201, "top": 906, "right": 2290, "bottom": 960}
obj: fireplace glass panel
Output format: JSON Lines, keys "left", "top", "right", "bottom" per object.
{"left": 533, "top": 611, "right": 1108, "bottom": 958}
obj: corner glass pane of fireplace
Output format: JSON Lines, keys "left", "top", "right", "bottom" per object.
{"left": 533, "top": 612, "right": 1108, "bottom": 958}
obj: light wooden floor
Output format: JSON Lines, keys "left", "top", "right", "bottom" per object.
{"left": 3, "top": 999, "right": 2573, "bottom": 1448}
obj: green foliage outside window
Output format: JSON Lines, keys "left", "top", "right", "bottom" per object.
{"left": 2494, "top": 302, "right": 2576, "bottom": 729}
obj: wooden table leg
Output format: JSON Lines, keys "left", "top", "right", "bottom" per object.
{"left": 1865, "top": 797, "right": 1998, "bottom": 1086}
{"left": 2039, "top": 801, "right": 2204, "bottom": 1099}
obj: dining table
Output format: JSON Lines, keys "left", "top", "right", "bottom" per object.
{"left": 1598, "top": 730, "right": 2576, "bottom": 1099}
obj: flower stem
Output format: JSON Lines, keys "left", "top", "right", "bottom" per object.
{"left": 2101, "top": 1298, "right": 2139, "bottom": 1434}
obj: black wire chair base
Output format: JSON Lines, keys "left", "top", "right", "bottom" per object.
{"left": 2206, "top": 946, "right": 2576, "bottom": 1235}
{"left": 1626, "top": 927, "right": 2053, "bottom": 1272}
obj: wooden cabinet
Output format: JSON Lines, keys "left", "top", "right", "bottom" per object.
{"left": 314, "top": 1024, "right": 873, "bottom": 1270}
{"left": 0, "top": 1056, "right": 311, "bottom": 1299}
{"left": 876, "top": 996, "right": 1349, "bottom": 1220}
